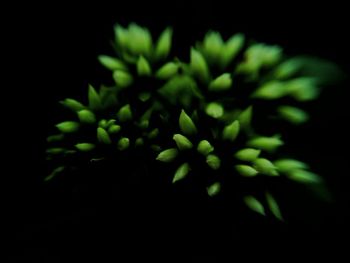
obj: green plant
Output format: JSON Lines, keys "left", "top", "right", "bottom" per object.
{"left": 46, "top": 23, "right": 337, "bottom": 220}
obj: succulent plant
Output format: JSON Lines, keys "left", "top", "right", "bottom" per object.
{"left": 46, "top": 23, "right": 337, "bottom": 221}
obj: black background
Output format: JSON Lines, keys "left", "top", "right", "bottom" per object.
{"left": 4, "top": 1, "right": 350, "bottom": 261}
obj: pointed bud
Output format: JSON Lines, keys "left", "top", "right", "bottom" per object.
{"left": 266, "top": 192, "right": 283, "bottom": 221}
{"left": 155, "top": 62, "right": 178, "bottom": 79}
{"left": 220, "top": 33, "right": 245, "bottom": 67}
{"left": 47, "top": 134, "right": 64, "bottom": 143}
{"left": 113, "top": 70, "right": 133, "bottom": 88}
{"left": 108, "top": 124, "right": 121, "bottom": 134}
{"left": 173, "top": 134, "right": 193, "bottom": 150}
{"left": 206, "top": 102, "right": 224, "bottom": 119}
{"left": 97, "top": 127, "right": 112, "bottom": 144}
{"left": 60, "top": 98, "right": 85, "bottom": 111}
{"left": 75, "top": 143, "right": 95, "bottom": 152}
{"left": 190, "top": 48, "right": 210, "bottom": 82}
{"left": 274, "top": 58, "right": 301, "bottom": 79}
{"left": 207, "top": 182, "right": 221, "bottom": 197}
{"left": 139, "top": 120, "right": 149, "bottom": 130}
{"left": 138, "top": 92, "right": 151, "bottom": 102}
{"left": 88, "top": 85, "right": 102, "bottom": 111}
{"left": 238, "top": 106, "right": 253, "bottom": 129}
{"left": 244, "top": 196, "right": 265, "bottom": 215}
{"left": 117, "top": 104, "right": 133, "bottom": 122}
{"left": 114, "top": 24, "right": 128, "bottom": 48}
{"left": 235, "top": 165, "right": 258, "bottom": 177}
{"left": 179, "top": 110, "right": 198, "bottom": 136}
{"left": 98, "top": 119, "right": 108, "bottom": 129}
{"left": 253, "top": 81, "right": 288, "bottom": 100}
{"left": 254, "top": 158, "right": 279, "bottom": 176}
{"left": 203, "top": 31, "right": 224, "bottom": 61}
{"left": 128, "top": 23, "right": 152, "bottom": 56}
{"left": 206, "top": 154, "right": 221, "bottom": 170}
{"left": 286, "top": 77, "right": 319, "bottom": 101}
{"left": 135, "top": 138, "right": 144, "bottom": 147}
{"left": 156, "top": 148, "right": 179, "bottom": 162}
{"left": 45, "top": 166, "right": 65, "bottom": 182}
{"left": 278, "top": 106, "right": 309, "bottom": 124}
{"left": 118, "top": 137, "right": 130, "bottom": 151}
{"left": 287, "top": 170, "right": 322, "bottom": 184}
{"left": 148, "top": 128, "right": 159, "bottom": 139}
{"left": 208, "top": 73, "right": 232, "bottom": 91}
{"left": 222, "top": 120, "right": 240, "bottom": 141}
{"left": 155, "top": 27, "right": 173, "bottom": 60}
{"left": 235, "top": 148, "right": 261, "bottom": 161}
{"left": 197, "top": 140, "right": 214, "bottom": 156}
{"left": 78, "top": 109, "right": 96, "bottom": 124}
{"left": 247, "top": 136, "right": 283, "bottom": 152}
{"left": 173, "top": 162, "right": 190, "bottom": 183}
{"left": 56, "top": 121, "right": 79, "bottom": 133}
{"left": 46, "top": 148, "right": 65, "bottom": 154}
{"left": 137, "top": 56, "right": 152, "bottom": 76}
{"left": 98, "top": 55, "right": 127, "bottom": 71}
{"left": 151, "top": 145, "right": 162, "bottom": 152}
{"left": 274, "top": 159, "right": 309, "bottom": 173}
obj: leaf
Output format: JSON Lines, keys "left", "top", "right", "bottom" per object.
{"left": 98, "top": 55, "right": 127, "bottom": 71}
{"left": 253, "top": 158, "right": 279, "bottom": 176}
{"left": 277, "top": 106, "right": 309, "bottom": 124}
{"left": 56, "top": 121, "right": 79, "bottom": 133}
{"left": 287, "top": 170, "right": 322, "bottom": 184}
{"left": 207, "top": 182, "right": 221, "bottom": 197}
{"left": 117, "top": 104, "right": 133, "bottom": 122}
{"left": 156, "top": 148, "right": 179, "bottom": 162}
{"left": 190, "top": 48, "right": 210, "bottom": 82}
{"left": 266, "top": 192, "right": 283, "bottom": 221}
{"left": 137, "top": 56, "right": 152, "bottom": 76}
{"left": 179, "top": 110, "right": 198, "bottom": 136}
{"left": 45, "top": 166, "right": 65, "bottom": 182}
{"left": 88, "top": 85, "right": 102, "bottom": 111}
{"left": 155, "top": 62, "right": 178, "bottom": 79}
{"left": 154, "top": 27, "right": 173, "bottom": 60}
{"left": 78, "top": 109, "right": 96, "bottom": 124}
{"left": 97, "top": 127, "right": 112, "bottom": 144}
{"left": 197, "top": 140, "right": 214, "bottom": 156}
{"left": 244, "top": 196, "right": 265, "bottom": 215}
{"left": 206, "top": 154, "right": 221, "bottom": 170}
{"left": 60, "top": 98, "right": 85, "bottom": 111}
{"left": 247, "top": 136, "right": 283, "bottom": 152}
{"left": 173, "top": 134, "right": 193, "bottom": 150}
{"left": 208, "top": 73, "right": 232, "bottom": 91}
{"left": 173, "top": 163, "right": 190, "bottom": 183}
{"left": 113, "top": 70, "right": 133, "bottom": 87}
{"left": 220, "top": 33, "right": 245, "bottom": 67}
{"left": 202, "top": 31, "right": 224, "bottom": 62}
{"left": 274, "top": 159, "right": 309, "bottom": 173}
{"left": 235, "top": 148, "right": 261, "bottom": 161}
{"left": 75, "top": 143, "right": 95, "bottom": 152}
{"left": 253, "top": 81, "right": 288, "bottom": 100}
{"left": 206, "top": 102, "right": 224, "bottom": 119}
{"left": 238, "top": 106, "right": 253, "bottom": 129}
{"left": 235, "top": 165, "right": 258, "bottom": 177}
{"left": 222, "top": 120, "right": 240, "bottom": 141}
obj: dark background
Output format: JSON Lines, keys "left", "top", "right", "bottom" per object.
{"left": 4, "top": 1, "right": 349, "bottom": 261}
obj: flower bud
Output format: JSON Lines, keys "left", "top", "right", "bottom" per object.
{"left": 156, "top": 148, "right": 179, "bottom": 162}
{"left": 118, "top": 137, "right": 130, "bottom": 151}
{"left": 113, "top": 70, "right": 133, "bottom": 88}
{"left": 222, "top": 120, "right": 240, "bottom": 141}
{"left": 206, "top": 154, "right": 221, "bottom": 170}
{"left": 274, "top": 159, "right": 309, "bottom": 173}
{"left": 197, "top": 140, "right": 214, "bottom": 156}
{"left": 190, "top": 48, "right": 210, "bottom": 82}
{"left": 235, "top": 148, "right": 261, "bottom": 161}
{"left": 108, "top": 124, "right": 121, "bottom": 134}
{"left": 206, "top": 102, "right": 224, "bottom": 119}
{"left": 155, "top": 62, "right": 178, "bottom": 79}
{"left": 254, "top": 158, "right": 279, "bottom": 176}
{"left": 60, "top": 98, "right": 85, "bottom": 111}
{"left": 98, "top": 55, "right": 127, "bottom": 71}
{"left": 247, "top": 136, "right": 283, "bottom": 152}
{"left": 154, "top": 27, "right": 173, "bottom": 60}
{"left": 208, "top": 73, "right": 232, "bottom": 91}
{"left": 117, "top": 104, "right": 133, "bottom": 122}
{"left": 278, "top": 106, "right": 309, "bottom": 124}
{"left": 78, "top": 109, "right": 96, "bottom": 124}
{"left": 244, "top": 196, "right": 265, "bottom": 215}
{"left": 207, "top": 182, "right": 221, "bottom": 197}
{"left": 75, "top": 143, "right": 95, "bottom": 152}
{"left": 137, "top": 56, "right": 152, "bottom": 76}
{"left": 287, "top": 170, "right": 321, "bottom": 183}
{"left": 173, "top": 162, "right": 190, "bottom": 183}
{"left": 179, "top": 110, "right": 197, "bottom": 136}
{"left": 56, "top": 121, "right": 79, "bottom": 133}
{"left": 97, "top": 127, "right": 112, "bottom": 144}
{"left": 88, "top": 85, "right": 102, "bottom": 111}
{"left": 235, "top": 165, "right": 258, "bottom": 177}
{"left": 173, "top": 134, "right": 193, "bottom": 150}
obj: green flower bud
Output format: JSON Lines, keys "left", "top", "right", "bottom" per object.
{"left": 98, "top": 55, "right": 127, "bottom": 71}
{"left": 173, "top": 162, "right": 190, "bottom": 183}
{"left": 127, "top": 23, "right": 152, "bottom": 56}
{"left": 155, "top": 62, "right": 178, "bottom": 79}
{"left": 114, "top": 24, "right": 128, "bottom": 48}
{"left": 286, "top": 77, "right": 318, "bottom": 101}
{"left": 151, "top": 145, "right": 162, "bottom": 152}
{"left": 88, "top": 85, "right": 102, "bottom": 111}
{"left": 75, "top": 143, "right": 95, "bottom": 152}
{"left": 197, "top": 140, "right": 214, "bottom": 156}
{"left": 244, "top": 196, "right": 265, "bottom": 215}
{"left": 56, "top": 121, "right": 79, "bottom": 133}
{"left": 117, "top": 104, "right": 133, "bottom": 122}
{"left": 113, "top": 70, "right": 133, "bottom": 88}
{"left": 238, "top": 106, "right": 253, "bottom": 129}
{"left": 278, "top": 106, "right": 309, "bottom": 124}
{"left": 46, "top": 148, "right": 65, "bottom": 154}
{"left": 137, "top": 56, "right": 152, "bottom": 76}
{"left": 45, "top": 166, "right": 65, "bottom": 182}
{"left": 206, "top": 102, "right": 224, "bottom": 119}
{"left": 235, "top": 165, "right": 258, "bottom": 177}
{"left": 138, "top": 92, "right": 151, "bottom": 102}
{"left": 47, "top": 134, "right": 64, "bottom": 143}
{"left": 266, "top": 192, "right": 283, "bottom": 221}
{"left": 253, "top": 81, "right": 288, "bottom": 100}
{"left": 148, "top": 128, "right": 159, "bottom": 139}
{"left": 135, "top": 138, "right": 144, "bottom": 147}
{"left": 60, "top": 98, "right": 85, "bottom": 111}
{"left": 254, "top": 158, "right": 279, "bottom": 176}
{"left": 98, "top": 119, "right": 108, "bottom": 129}
{"left": 287, "top": 170, "right": 322, "bottom": 184}
{"left": 156, "top": 148, "right": 179, "bottom": 162}
{"left": 154, "top": 27, "right": 173, "bottom": 60}
{"left": 206, "top": 154, "right": 221, "bottom": 170}
{"left": 173, "top": 134, "right": 193, "bottom": 150}
{"left": 97, "top": 127, "right": 112, "bottom": 144}
{"left": 118, "top": 137, "right": 130, "bottom": 151}
{"left": 139, "top": 120, "right": 149, "bottom": 130}
{"left": 108, "top": 124, "right": 121, "bottom": 134}
{"left": 179, "top": 110, "right": 198, "bottom": 136}
{"left": 208, "top": 73, "right": 232, "bottom": 91}
{"left": 222, "top": 120, "right": 240, "bottom": 141}
{"left": 203, "top": 31, "right": 224, "bottom": 61}
{"left": 274, "top": 159, "right": 309, "bottom": 173}
{"left": 247, "top": 136, "right": 283, "bottom": 152}
{"left": 220, "top": 33, "right": 245, "bottom": 67}
{"left": 274, "top": 58, "right": 301, "bottom": 79}
{"left": 78, "top": 109, "right": 96, "bottom": 124}
{"left": 235, "top": 148, "right": 261, "bottom": 161}
{"left": 207, "top": 182, "right": 221, "bottom": 197}
{"left": 190, "top": 48, "right": 210, "bottom": 82}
